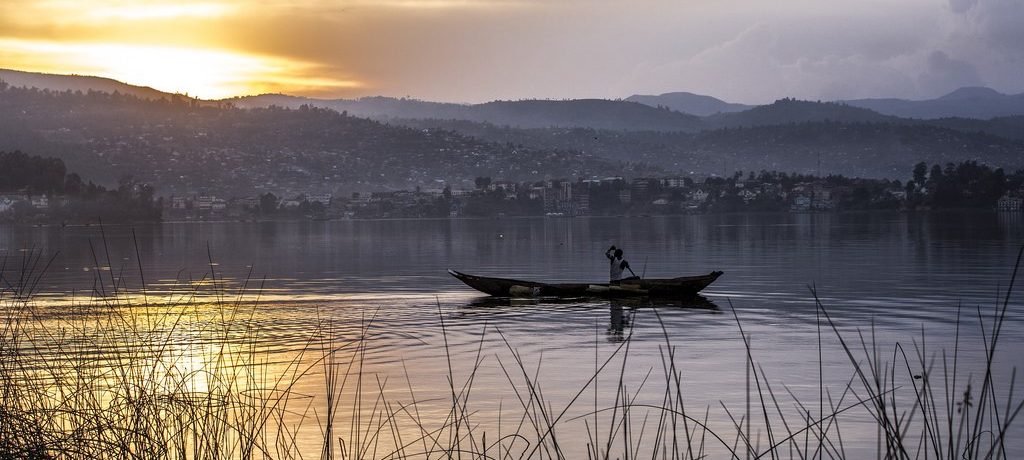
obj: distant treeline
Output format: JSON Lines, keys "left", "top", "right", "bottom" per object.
{"left": 0, "top": 150, "right": 67, "bottom": 194}
{"left": 338, "top": 161, "right": 1024, "bottom": 219}
{"left": 906, "top": 160, "right": 1022, "bottom": 209}
{"left": 0, "top": 150, "right": 161, "bottom": 223}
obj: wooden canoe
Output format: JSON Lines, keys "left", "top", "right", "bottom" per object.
{"left": 463, "top": 293, "right": 721, "bottom": 311}
{"left": 448, "top": 269, "right": 723, "bottom": 298}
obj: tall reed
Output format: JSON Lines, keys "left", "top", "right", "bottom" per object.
{"left": 0, "top": 238, "right": 1020, "bottom": 459}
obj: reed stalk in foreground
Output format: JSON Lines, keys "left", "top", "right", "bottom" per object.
{"left": 0, "top": 241, "right": 1020, "bottom": 459}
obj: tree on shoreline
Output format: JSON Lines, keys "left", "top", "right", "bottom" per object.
{"left": 905, "top": 160, "right": 1010, "bottom": 209}
{"left": 0, "top": 150, "right": 161, "bottom": 222}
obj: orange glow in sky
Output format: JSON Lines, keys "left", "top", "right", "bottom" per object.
{"left": 1, "top": 39, "right": 361, "bottom": 99}
{"left": 1, "top": 0, "right": 1018, "bottom": 103}
{"left": 0, "top": 1, "right": 366, "bottom": 99}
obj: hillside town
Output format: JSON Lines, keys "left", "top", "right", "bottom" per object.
{"left": 3, "top": 147, "right": 1021, "bottom": 224}
{"left": 158, "top": 161, "right": 1024, "bottom": 221}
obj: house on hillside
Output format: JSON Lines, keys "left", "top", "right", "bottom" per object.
{"left": 170, "top": 195, "right": 190, "bottom": 209}
{"left": 998, "top": 194, "right": 1023, "bottom": 211}
{"left": 0, "top": 196, "right": 19, "bottom": 214}
{"left": 662, "top": 177, "right": 686, "bottom": 188}
{"left": 811, "top": 185, "right": 835, "bottom": 210}
{"left": 306, "top": 193, "right": 332, "bottom": 205}
{"left": 234, "top": 196, "right": 260, "bottom": 209}
{"left": 791, "top": 195, "right": 812, "bottom": 212}
{"left": 618, "top": 189, "right": 632, "bottom": 205}
{"left": 30, "top": 195, "right": 49, "bottom": 210}
{"left": 195, "top": 195, "right": 215, "bottom": 211}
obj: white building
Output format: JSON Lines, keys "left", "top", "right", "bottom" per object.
{"left": 306, "top": 193, "right": 332, "bottom": 205}
{"left": 998, "top": 194, "right": 1023, "bottom": 211}
{"left": 171, "top": 196, "right": 190, "bottom": 209}
{"left": 195, "top": 195, "right": 215, "bottom": 211}
{"left": 0, "top": 196, "right": 17, "bottom": 214}
{"left": 30, "top": 195, "right": 49, "bottom": 209}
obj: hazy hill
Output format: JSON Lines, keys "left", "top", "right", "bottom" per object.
{"left": 0, "top": 85, "right": 635, "bottom": 195}
{"left": 466, "top": 99, "right": 703, "bottom": 131}
{"left": 395, "top": 118, "right": 1024, "bottom": 179}
{"left": 923, "top": 115, "right": 1024, "bottom": 141}
{"left": 0, "top": 68, "right": 176, "bottom": 100}
{"left": 707, "top": 98, "right": 897, "bottom": 128}
{"left": 228, "top": 94, "right": 471, "bottom": 120}
{"left": 9, "top": 68, "right": 1024, "bottom": 127}
{"left": 844, "top": 87, "right": 1024, "bottom": 119}
{"left": 236, "top": 94, "right": 911, "bottom": 132}
{"left": 626, "top": 91, "right": 753, "bottom": 116}
{"left": 677, "top": 122, "right": 1024, "bottom": 178}
{"left": 3, "top": 68, "right": 1023, "bottom": 186}
{"left": 231, "top": 94, "right": 705, "bottom": 131}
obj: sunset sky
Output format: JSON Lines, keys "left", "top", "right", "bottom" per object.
{"left": 1, "top": 0, "right": 1021, "bottom": 102}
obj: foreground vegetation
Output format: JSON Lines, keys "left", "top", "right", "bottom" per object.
{"left": 0, "top": 245, "right": 1021, "bottom": 459}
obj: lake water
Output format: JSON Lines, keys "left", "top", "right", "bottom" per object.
{"left": 2, "top": 212, "right": 1022, "bottom": 458}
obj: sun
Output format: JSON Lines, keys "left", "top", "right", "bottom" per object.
{"left": 79, "top": 44, "right": 285, "bottom": 99}
{"left": 0, "top": 1, "right": 368, "bottom": 99}
{"left": 1, "top": 39, "right": 362, "bottom": 100}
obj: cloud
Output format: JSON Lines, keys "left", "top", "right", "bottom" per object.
{"left": 0, "top": 37, "right": 362, "bottom": 99}
{"left": 948, "top": 0, "right": 977, "bottom": 13}
{"left": 935, "top": 0, "right": 1024, "bottom": 95}
{"left": 624, "top": 17, "right": 931, "bottom": 102}
{"left": 620, "top": 0, "right": 1024, "bottom": 102}
{"left": 919, "top": 50, "right": 983, "bottom": 94}
{"left": 970, "top": 0, "right": 1024, "bottom": 53}
{"left": 0, "top": 0, "right": 1021, "bottom": 101}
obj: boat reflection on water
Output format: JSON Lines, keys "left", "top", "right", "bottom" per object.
{"left": 607, "top": 296, "right": 720, "bottom": 341}
{"left": 460, "top": 295, "right": 719, "bottom": 341}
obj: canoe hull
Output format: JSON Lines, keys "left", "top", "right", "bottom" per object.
{"left": 448, "top": 269, "right": 723, "bottom": 298}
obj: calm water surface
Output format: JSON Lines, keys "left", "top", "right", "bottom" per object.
{"left": 2, "top": 212, "right": 1021, "bottom": 458}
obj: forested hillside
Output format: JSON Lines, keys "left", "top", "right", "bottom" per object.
{"left": 0, "top": 84, "right": 639, "bottom": 195}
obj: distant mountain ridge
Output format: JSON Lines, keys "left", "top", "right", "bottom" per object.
{"left": 0, "top": 68, "right": 177, "bottom": 100}
{"left": 229, "top": 94, "right": 469, "bottom": 119}
{"left": 844, "top": 87, "right": 1024, "bottom": 119}
{"left": 625, "top": 91, "right": 753, "bottom": 116}
{"left": 0, "top": 84, "right": 636, "bottom": 194}
{"left": 230, "top": 94, "right": 706, "bottom": 131}
{"left": 706, "top": 98, "right": 897, "bottom": 128}
{"left": 4, "top": 67, "right": 1024, "bottom": 129}
{"left": 2, "top": 72, "right": 1023, "bottom": 194}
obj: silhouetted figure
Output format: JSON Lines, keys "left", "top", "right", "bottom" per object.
{"left": 605, "top": 245, "right": 635, "bottom": 284}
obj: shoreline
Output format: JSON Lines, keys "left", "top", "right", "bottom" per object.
{"left": 5, "top": 207, "right": 1019, "bottom": 227}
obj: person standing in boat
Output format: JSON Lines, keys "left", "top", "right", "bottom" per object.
{"left": 605, "top": 245, "right": 635, "bottom": 284}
